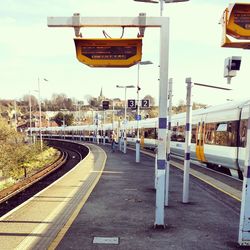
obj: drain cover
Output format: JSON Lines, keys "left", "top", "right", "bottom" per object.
{"left": 93, "top": 237, "right": 119, "bottom": 245}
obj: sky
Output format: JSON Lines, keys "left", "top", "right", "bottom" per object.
{"left": 1, "top": 0, "right": 250, "bottom": 107}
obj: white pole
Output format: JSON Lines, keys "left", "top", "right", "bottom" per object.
{"left": 160, "top": 0, "right": 164, "bottom": 16}
{"left": 154, "top": 19, "right": 169, "bottom": 228}
{"left": 155, "top": 153, "right": 158, "bottom": 189}
{"left": 38, "top": 78, "right": 43, "bottom": 150}
{"left": 165, "top": 78, "right": 173, "bottom": 206}
{"left": 136, "top": 63, "right": 141, "bottom": 162}
{"left": 112, "top": 100, "right": 115, "bottom": 131}
{"left": 238, "top": 104, "right": 250, "bottom": 245}
{"left": 63, "top": 114, "right": 65, "bottom": 140}
{"left": 124, "top": 87, "right": 127, "bottom": 154}
{"left": 14, "top": 100, "right": 17, "bottom": 131}
{"left": 29, "top": 93, "right": 32, "bottom": 141}
{"left": 103, "top": 110, "right": 106, "bottom": 145}
{"left": 182, "top": 77, "right": 192, "bottom": 203}
{"left": 96, "top": 113, "right": 99, "bottom": 144}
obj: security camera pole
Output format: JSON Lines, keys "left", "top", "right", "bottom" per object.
{"left": 220, "top": 3, "right": 250, "bottom": 243}
{"left": 165, "top": 78, "right": 173, "bottom": 206}
{"left": 182, "top": 80, "right": 231, "bottom": 204}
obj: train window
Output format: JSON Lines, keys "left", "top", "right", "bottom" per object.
{"left": 191, "top": 125, "right": 196, "bottom": 143}
{"left": 240, "top": 119, "right": 247, "bottom": 148}
{"left": 176, "top": 125, "right": 185, "bottom": 142}
{"left": 216, "top": 123, "right": 227, "bottom": 132}
{"left": 144, "top": 128, "right": 156, "bottom": 139}
{"left": 171, "top": 126, "right": 177, "bottom": 141}
{"left": 127, "top": 128, "right": 135, "bottom": 138}
{"left": 205, "top": 121, "right": 237, "bottom": 146}
{"left": 205, "top": 123, "right": 216, "bottom": 144}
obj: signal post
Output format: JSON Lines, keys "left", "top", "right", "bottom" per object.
{"left": 48, "top": 13, "right": 170, "bottom": 227}
{"left": 221, "top": 3, "right": 250, "bottom": 245}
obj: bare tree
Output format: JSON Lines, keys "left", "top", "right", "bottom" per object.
{"left": 143, "top": 95, "right": 155, "bottom": 106}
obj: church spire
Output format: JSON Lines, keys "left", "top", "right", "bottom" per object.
{"left": 100, "top": 87, "right": 103, "bottom": 97}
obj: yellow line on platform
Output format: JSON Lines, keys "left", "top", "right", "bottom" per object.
{"left": 132, "top": 147, "right": 242, "bottom": 202}
{"left": 48, "top": 146, "right": 107, "bottom": 250}
{"left": 172, "top": 161, "right": 241, "bottom": 202}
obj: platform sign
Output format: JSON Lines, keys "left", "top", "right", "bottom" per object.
{"left": 135, "top": 114, "right": 141, "bottom": 121}
{"left": 102, "top": 100, "right": 109, "bottom": 110}
{"left": 141, "top": 99, "right": 150, "bottom": 108}
{"left": 74, "top": 38, "right": 142, "bottom": 67}
{"left": 128, "top": 99, "right": 136, "bottom": 108}
{"left": 227, "top": 3, "right": 250, "bottom": 39}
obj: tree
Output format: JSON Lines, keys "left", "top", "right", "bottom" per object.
{"left": 22, "top": 94, "right": 38, "bottom": 107}
{"left": 84, "top": 95, "right": 93, "bottom": 106}
{"left": 53, "top": 112, "right": 64, "bottom": 126}
{"left": 143, "top": 95, "right": 155, "bottom": 106}
{"left": 0, "top": 118, "right": 39, "bottom": 179}
{"left": 64, "top": 114, "right": 74, "bottom": 126}
{"left": 53, "top": 112, "right": 74, "bottom": 126}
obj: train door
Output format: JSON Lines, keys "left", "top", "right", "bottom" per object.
{"left": 195, "top": 120, "right": 206, "bottom": 162}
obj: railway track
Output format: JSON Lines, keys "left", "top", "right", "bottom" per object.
{"left": 129, "top": 145, "right": 242, "bottom": 200}
{"left": 0, "top": 140, "right": 88, "bottom": 217}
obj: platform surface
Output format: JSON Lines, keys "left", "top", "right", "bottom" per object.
{"left": 55, "top": 144, "right": 242, "bottom": 250}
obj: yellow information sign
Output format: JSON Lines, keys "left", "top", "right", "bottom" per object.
{"left": 74, "top": 38, "right": 142, "bottom": 67}
{"left": 227, "top": 3, "right": 250, "bottom": 39}
{"left": 221, "top": 3, "right": 250, "bottom": 49}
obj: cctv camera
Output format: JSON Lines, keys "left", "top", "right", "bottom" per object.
{"left": 229, "top": 56, "right": 241, "bottom": 71}
{"left": 224, "top": 56, "right": 241, "bottom": 78}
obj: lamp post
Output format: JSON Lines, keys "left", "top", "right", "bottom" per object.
{"left": 60, "top": 109, "right": 68, "bottom": 139}
{"left": 116, "top": 84, "right": 135, "bottom": 153}
{"left": 136, "top": 60, "right": 153, "bottom": 163}
{"left": 112, "top": 100, "right": 115, "bottom": 131}
{"left": 13, "top": 100, "right": 17, "bottom": 131}
{"left": 133, "top": 0, "right": 190, "bottom": 227}
{"left": 134, "top": 0, "right": 189, "bottom": 16}
{"left": 28, "top": 92, "right": 33, "bottom": 142}
{"left": 37, "top": 77, "right": 48, "bottom": 150}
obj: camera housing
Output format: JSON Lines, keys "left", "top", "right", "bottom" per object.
{"left": 224, "top": 56, "right": 241, "bottom": 78}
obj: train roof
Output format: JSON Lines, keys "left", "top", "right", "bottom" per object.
{"left": 32, "top": 99, "right": 250, "bottom": 131}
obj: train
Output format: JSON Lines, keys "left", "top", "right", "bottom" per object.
{"left": 30, "top": 99, "right": 250, "bottom": 180}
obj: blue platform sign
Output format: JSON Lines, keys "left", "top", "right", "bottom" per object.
{"left": 135, "top": 114, "right": 141, "bottom": 121}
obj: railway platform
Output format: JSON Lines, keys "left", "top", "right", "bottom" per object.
{"left": 53, "top": 144, "right": 242, "bottom": 250}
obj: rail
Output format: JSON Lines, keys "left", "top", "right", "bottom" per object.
{"left": 0, "top": 150, "right": 68, "bottom": 204}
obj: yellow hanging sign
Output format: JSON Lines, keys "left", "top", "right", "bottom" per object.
{"left": 227, "top": 3, "right": 250, "bottom": 40}
{"left": 221, "top": 3, "right": 250, "bottom": 49}
{"left": 74, "top": 38, "right": 142, "bottom": 67}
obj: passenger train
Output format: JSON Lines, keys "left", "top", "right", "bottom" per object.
{"left": 31, "top": 99, "right": 250, "bottom": 180}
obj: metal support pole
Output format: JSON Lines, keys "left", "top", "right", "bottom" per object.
{"left": 29, "top": 93, "right": 32, "bottom": 142}
{"left": 160, "top": 0, "right": 164, "bottom": 16}
{"left": 155, "top": 153, "right": 158, "bottom": 189}
{"left": 165, "top": 78, "right": 173, "bottom": 206}
{"left": 14, "top": 100, "right": 17, "bottom": 131}
{"left": 238, "top": 104, "right": 250, "bottom": 246}
{"left": 154, "top": 19, "right": 169, "bottom": 228}
{"left": 96, "top": 113, "right": 99, "bottom": 144}
{"left": 38, "top": 78, "right": 43, "bottom": 150}
{"left": 182, "top": 77, "right": 192, "bottom": 203}
{"left": 124, "top": 87, "right": 127, "bottom": 154}
{"left": 119, "top": 119, "right": 122, "bottom": 151}
{"left": 112, "top": 100, "right": 115, "bottom": 131}
{"left": 63, "top": 115, "right": 65, "bottom": 140}
{"left": 103, "top": 110, "right": 106, "bottom": 145}
{"left": 92, "top": 110, "right": 94, "bottom": 142}
{"left": 136, "top": 63, "right": 141, "bottom": 162}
